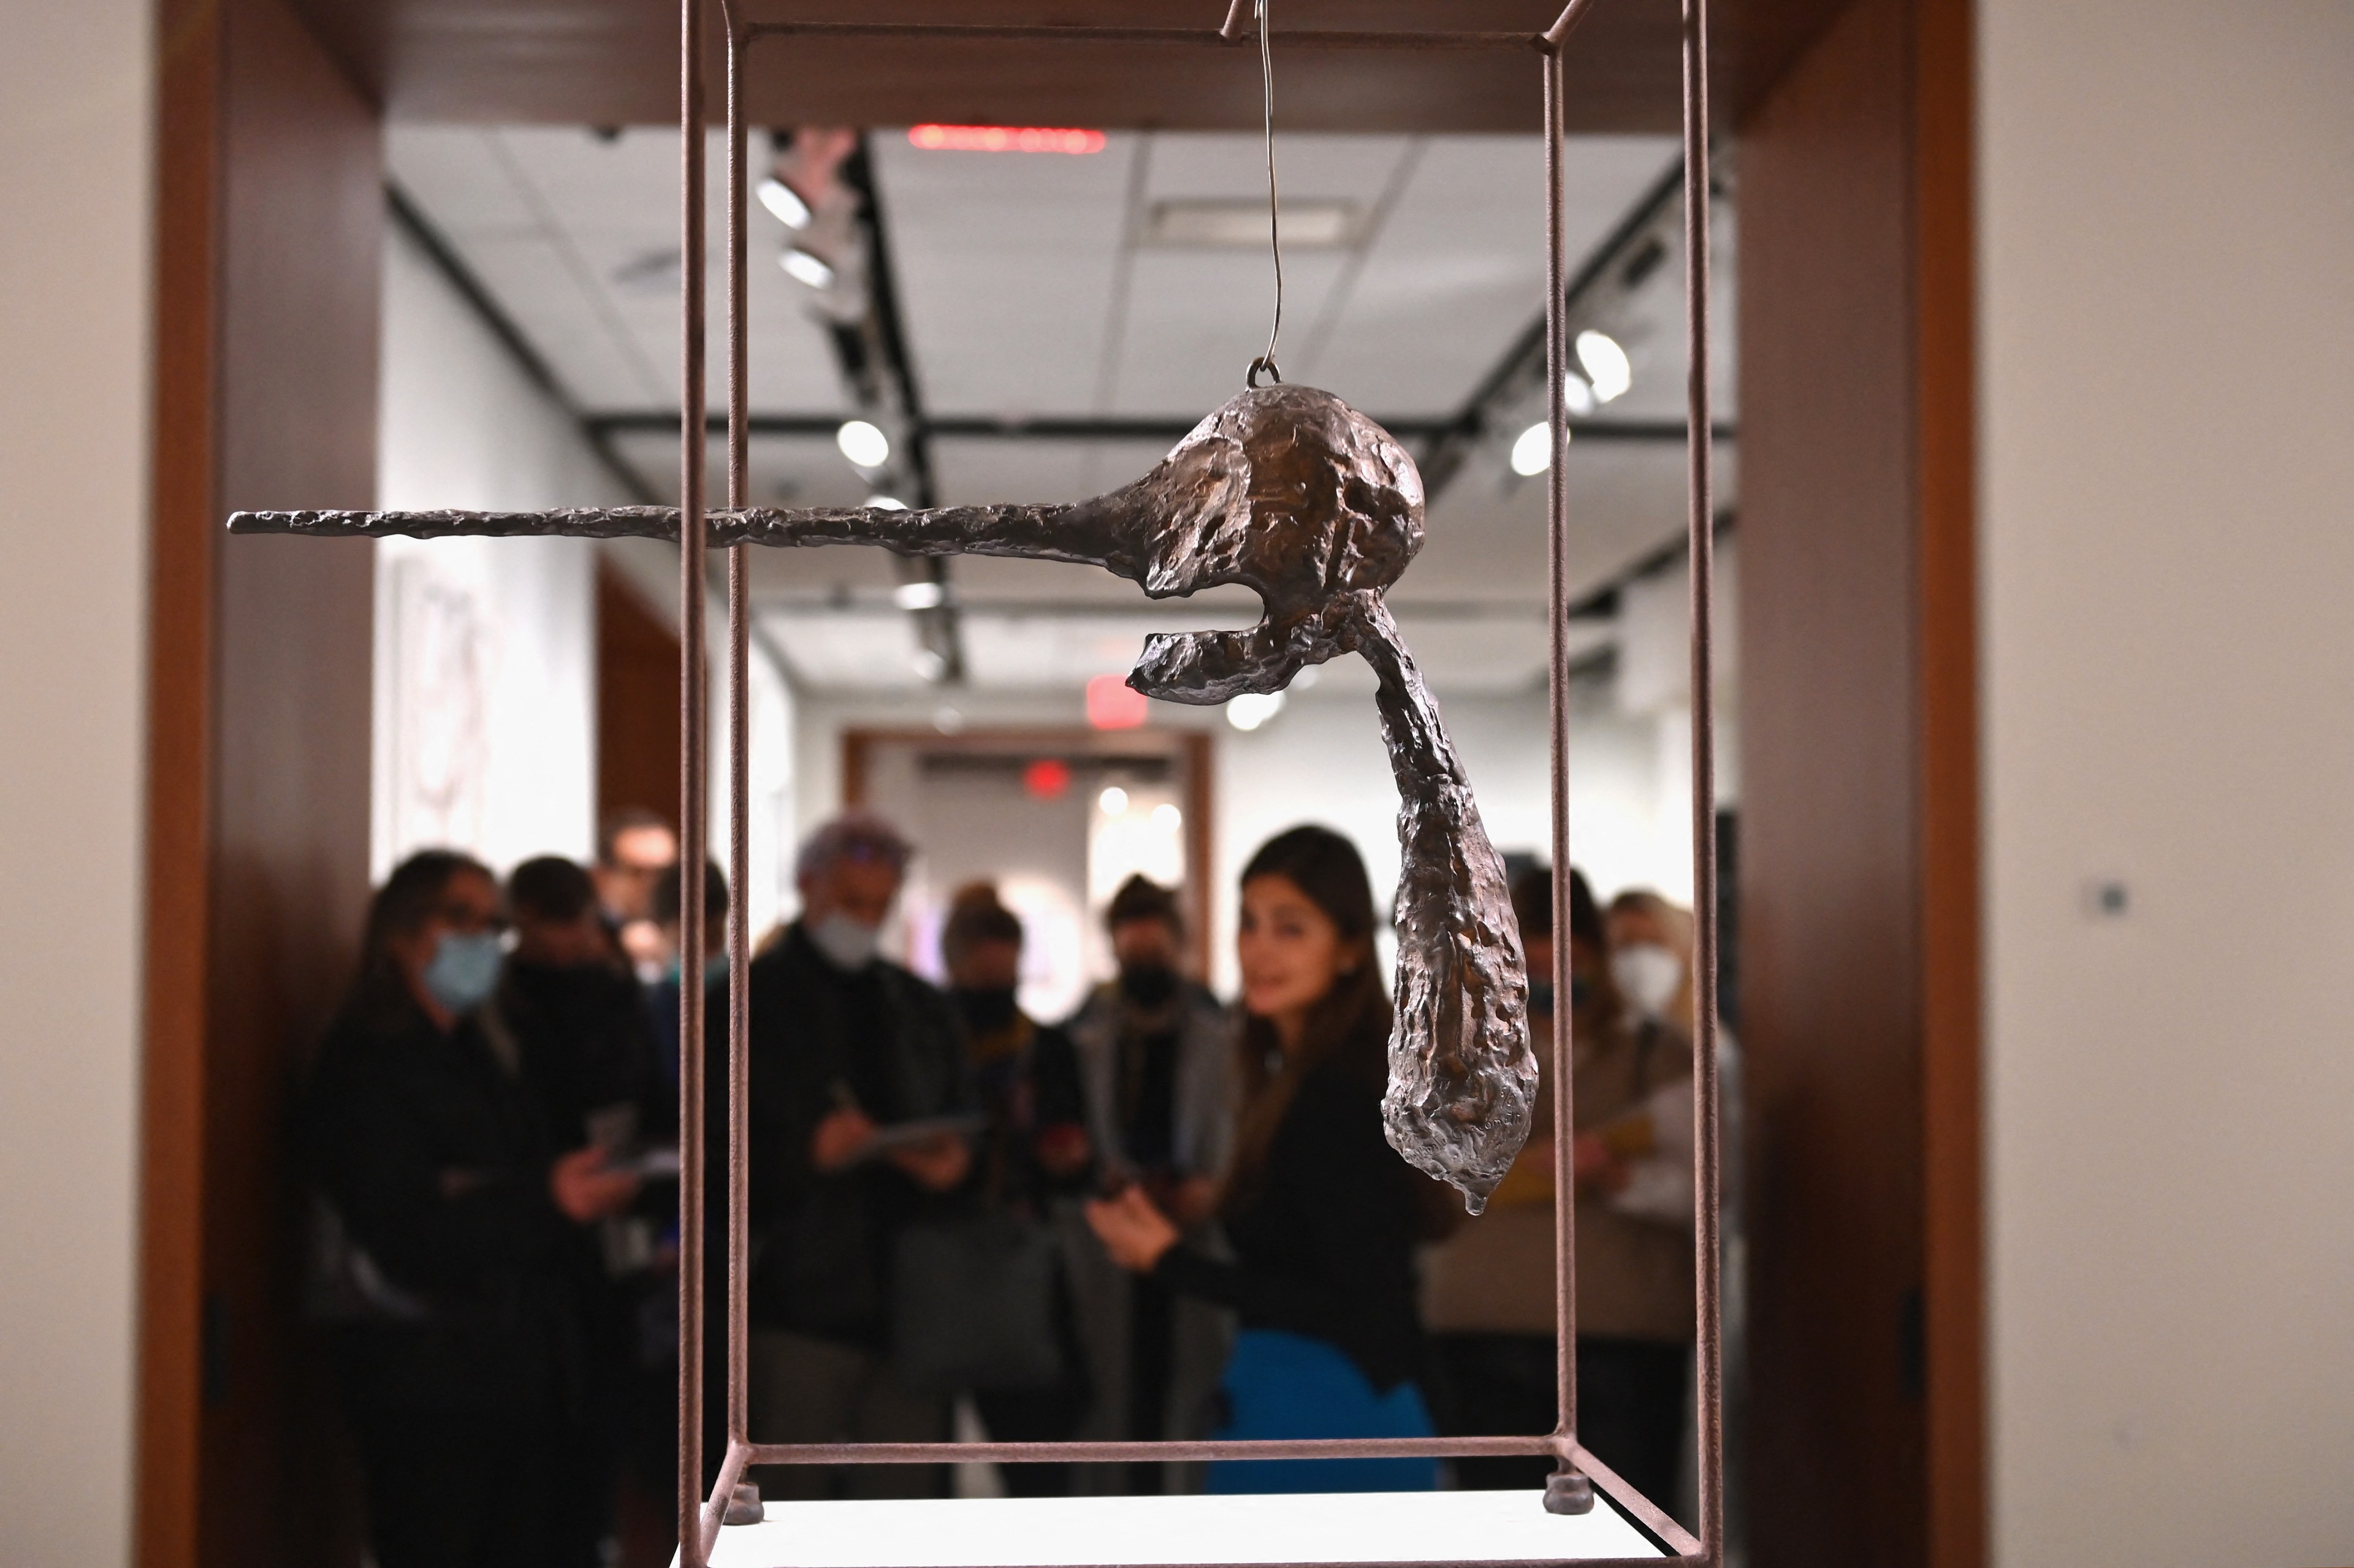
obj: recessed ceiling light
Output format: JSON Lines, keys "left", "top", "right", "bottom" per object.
{"left": 1151, "top": 803, "right": 1183, "bottom": 832}
{"left": 1575, "top": 330, "right": 1632, "bottom": 402}
{"left": 910, "top": 647, "right": 947, "bottom": 682}
{"left": 781, "top": 248, "right": 834, "bottom": 289}
{"left": 836, "top": 419, "right": 889, "bottom": 468}
{"left": 1225, "top": 691, "right": 1285, "bottom": 731}
{"left": 932, "top": 705, "right": 965, "bottom": 734}
{"left": 1510, "top": 421, "right": 1555, "bottom": 477}
{"left": 756, "top": 177, "right": 810, "bottom": 229}
{"left": 1563, "top": 372, "right": 1596, "bottom": 417}
{"left": 1099, "top": 785, "right": 1130, "bottom": 816}
{"left": 891, "top": 580, "right": 945, "bottom": 611}
{"left": 1142, "top": 198, "right": 1358, "bottom": 249}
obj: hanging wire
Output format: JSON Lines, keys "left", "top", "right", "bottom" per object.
{"left": 1246, "top": 0, "right": 1284, "bottom": 387}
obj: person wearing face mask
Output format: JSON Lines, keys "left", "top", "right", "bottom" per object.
{"left": 725, "top": 812, "right": 976, "bottom": 1501}
{"left": 1556, "top": 882, "right": 1701, "bottom": 1513}
{"left": 937, "top": 883, "right": 1091, "bottom": 1494}
{"left": 1606, "top": 889, "right": 1692, "bottom": 1029}
{"left": 302, "top": 850, "right": 644, "bottom": 1568}
{"left": 492, "top": 856, "right": 666, "bottom": 1159}
{"left": 646, "top": 858, "right": 729, "bottom": 1094}
{"left": 1420, "top": 865, "right": 1586, "bottom": 1490}
{"left": 482, "top": 856, "right": 672, "bottom": 1559}
{"left": 1059, "top": 873, "right": 1233, "bottom": 1493}
{"left": 1085, "top": 827, "right": 1441, "bottom": 1494}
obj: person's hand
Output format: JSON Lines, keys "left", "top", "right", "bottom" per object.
{"left": 1572, "top": 1131, "right": 1629, "bottom": 1196}
{"left": 1152, "top": 1173, "right": 1219, "bottom": 1229}
{"left": 1084, "top": 1185, "right": 1181, "bottom": 1273}
{"left": 887, "top": 1132, "right": 971, "bottom": 1192}
{"left": 811, "top": 1106, "right": 877, "bottom": 1173}
{"left": 549, "top": 1146, "right": 641, "bottom": 1223}
{"left": 1034, "top": 1122, "right": 1091, "bottom": 1178}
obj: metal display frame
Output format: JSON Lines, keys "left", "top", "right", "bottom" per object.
{"left": 229, "top": 2, "right": 1723, "bottom": 1562}
{"left": 677, "top": 5, "right": 1721, "bottom": 1566}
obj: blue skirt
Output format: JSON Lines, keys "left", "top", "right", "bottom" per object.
{"left": 1206, "top": 1329, "right": 1440, "bottom": 1494}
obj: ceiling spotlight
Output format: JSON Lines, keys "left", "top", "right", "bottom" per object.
{"left": 1099, "top": 785, "right": 1130, "bottom": 816}
{"left": 891, "top": 580, "right": 945, "bottom": 611}
{"left": 1575, "top": 330, "right": 1632, "bottom": 402}
{"left": 1225, "top": 691, "right": 1285, "bottom": 732}
{"left": 1151, "top": 802, "right": 1183, "bottom": 832}
{"left": 1563, "top": 372, "right": 1596, "bottom": 417}
{"left": 864, "top": 494, "right": 909, "bottom": 511}
{"left": 836, "top": 419, "right": 890, "bottom": 468}
{"left": 781, "top": 248, "right": 835, "bottom": 289}
{"left": 756, "top": 177, "right": 811, "bottom": 229}
{"left": 1510, "top": 421, "right": 1555, "bottom": 478}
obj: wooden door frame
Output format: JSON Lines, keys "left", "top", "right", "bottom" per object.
{"left": 1734, "top": 0, "right": 1983, "bottom": 1563}
{"left": 133, "top": 0, "right": 1984, "bottom": 1561}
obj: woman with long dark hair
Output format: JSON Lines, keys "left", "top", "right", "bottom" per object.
{"left": 303, "top": 850, "right": 640, "bottom": 1567}
{"left": 1085, "top": 825, "right": 1440, "bottom": 1493}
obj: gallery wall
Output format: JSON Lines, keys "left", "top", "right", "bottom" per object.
{"left": 1979, "top": 2, "right": 2354, "bottom": 1561}
{"left": 372, "top": 216, "right": 630, "bottom": 880}
{"left": 0, "top": 2, "right": 150, "bottom": 1563}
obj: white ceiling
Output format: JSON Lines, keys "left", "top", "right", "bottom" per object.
{"left": 386, "top": 123, "right": 1735, "bottom": 698}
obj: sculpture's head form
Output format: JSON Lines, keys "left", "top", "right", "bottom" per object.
{"left": 1080, "top": 384, "right": 1425, "bottom": 704}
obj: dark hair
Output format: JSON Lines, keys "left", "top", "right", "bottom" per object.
{"left": 941, "top": 881, "right": 1024, "bottom": 970}
{"left": 347, "top": 848, "right": 493, "bottom": 1024}
{"left": 1507, "top": 864, "right": 1602, "bottom": 949}
{"left": 508, "top": 856, "right": 596, "bottom": 924}
{"left": 653, "top": 859, "right": 728, "bottom": 926}
{"left": 1509, "top": 866, "right": 1553, "bottom": 938}
{"left": 597, "top": 806, "right": 673, "bottom": 867}
{"left": 1106, "top": 873, "right": 1183, "bottom": 935}
{"left": 1225, "top": 826, "right": 1392, "bottom": 1210}
{"left": 1567, "top": 867, "right": 1604, "bottom": 952}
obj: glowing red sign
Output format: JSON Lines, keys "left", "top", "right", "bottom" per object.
{"left": 1022, "top": 758, "right": 1072, "bottom": 799}
{"left": 907, "top": 124, "right": 1107, "bottom": 154}
{"left": 1085, "top": 674, "right": 1150, "bottom": 731}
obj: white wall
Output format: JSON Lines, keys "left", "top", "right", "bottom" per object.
{"left": 1979, "top": 4, "right": 2354, "bottom": 1563}
{"left": 0, "top": 3, "right": 150, "bottom": 1562}
{"left": 373, "top": 216, "right": 630, "bottom": 878}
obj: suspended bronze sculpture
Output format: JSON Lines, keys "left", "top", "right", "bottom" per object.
{"left": 232, "top": 0, "right": 1726, "bottom": 1561}
{"left": 234, "top": 382, "right": 1537, "bottom": 1205}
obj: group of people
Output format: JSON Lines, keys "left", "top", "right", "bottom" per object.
{"left": 303, "top": 806, "right": 1709, "bottom": 1566}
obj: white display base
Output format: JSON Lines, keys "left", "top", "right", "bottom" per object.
{"left": 676, "top": 1489, "right": 1663, "bottom": 1567}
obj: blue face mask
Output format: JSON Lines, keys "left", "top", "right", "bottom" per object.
{"left": 423, "top": 930, "right": 504, "bottom": 1016}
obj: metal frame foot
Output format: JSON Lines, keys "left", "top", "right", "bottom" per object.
{"left": 1543, "top": 1469, "right": 1596, "bottom": 1515}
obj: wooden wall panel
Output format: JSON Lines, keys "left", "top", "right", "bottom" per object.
{"left": 598, "top": 560, "right": 684, "bottom": 834}
{"left": 140, "top": 1, "right": 382, "bottom": 1564}
{"left": 1735, "top": 0, "right": 1980, "bottom": 1562}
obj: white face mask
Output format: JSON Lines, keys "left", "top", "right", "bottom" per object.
{"left": 1610, "top": 942, "right": 1683, "bottom": 1022}
{"left": 807, "top": 910, "right": 881, "bottom": 971}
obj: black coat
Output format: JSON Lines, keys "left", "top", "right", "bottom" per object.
{"left": 1155, "top": 1043, "right": 1428, "bottom": 1393}
{"left": 302, "top": 993, "right": 592, "bottom": 1412}
{"left": 714, "top": 924, "right": 977, "bottom": 1344}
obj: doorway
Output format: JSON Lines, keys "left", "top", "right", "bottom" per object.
{"left": 846, "top": 728, "right": 1214, "bottom": 1014}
